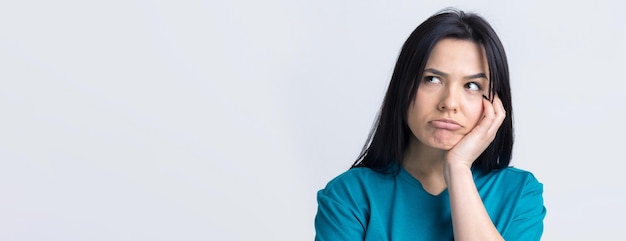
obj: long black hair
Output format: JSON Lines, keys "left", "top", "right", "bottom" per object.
{"left": 351, "top": 8, "right": 513, "bottom": 174}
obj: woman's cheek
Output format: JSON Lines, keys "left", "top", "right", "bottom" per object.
{"left": 464, "top": 94, "right": 485, "bottom": 123}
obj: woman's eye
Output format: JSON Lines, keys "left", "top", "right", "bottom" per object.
{"left": 465, "top": 82, "right": 481, "bottom": 91}
{"left": 425, "top": 76, "right": 441, "bottom": 84}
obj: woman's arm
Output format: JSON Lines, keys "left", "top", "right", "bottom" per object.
{"left": 444, "top": 95, "right": 506, "bottom": 241}
{"left": 445, "top": 163, "right": 503, "bottom": 241}
{"left": 314, "top": 191, "right": 366, "bottom": 241}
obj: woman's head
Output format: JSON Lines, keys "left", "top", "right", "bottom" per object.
{"left": 353, "top": 8, "right": 513, "bottom": 173}
{"left": 407, "top": 38, "right": 490, "bottom": 152}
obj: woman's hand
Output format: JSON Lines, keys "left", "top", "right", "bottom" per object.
{"left": 445, "top": 95, "right": 507, "bottom": 169}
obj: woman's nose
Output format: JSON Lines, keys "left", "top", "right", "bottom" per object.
{"left": 437, "top": 88, "right": 459, "bottom": 112}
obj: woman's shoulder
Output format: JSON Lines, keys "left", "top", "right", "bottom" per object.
{"left": 318, "top": 167, "right": 396, "bottom": 199}
{"left": 492, "top": 166, "right": 540, "bottom": 178}
{"left": 323, "top": 167, "right": 394, "bottom": 189}
{"left": 476, "top": 166, "right": 543, "bottom": 188}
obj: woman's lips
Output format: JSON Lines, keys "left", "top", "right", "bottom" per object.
{"left": 430, "top": 119, "right": 462, "bottom": 130}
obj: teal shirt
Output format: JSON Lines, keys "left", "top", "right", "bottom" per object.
{"left": 315, "top": 166, "right": 546, "bottom": 241}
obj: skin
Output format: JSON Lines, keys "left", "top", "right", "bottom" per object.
{"left": 403, "top": 38, "right": 507, "bottom": 240}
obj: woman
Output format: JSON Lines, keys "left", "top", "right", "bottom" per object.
{"left": 314, "top": 8, "right": 546, "bottom": 241}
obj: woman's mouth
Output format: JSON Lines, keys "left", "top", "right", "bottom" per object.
{"left": 430, "top": 119, "right": 462, "bottom": 130}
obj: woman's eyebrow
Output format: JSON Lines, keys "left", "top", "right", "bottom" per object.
{"left": 424, "top": 68, "right": 448, "bottom": 77}
{"left": 424, "top": 68, "right": 488, "bottom": 80}
{"left": 465, "top": 73, "right": 488, "bottom": 80}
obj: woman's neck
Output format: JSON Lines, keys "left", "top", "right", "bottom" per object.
{"left": 402, "top": 137, "right": 448, "bottom": 195}
{"left": 403, "top": 138, "right": 446, "bottom": 173}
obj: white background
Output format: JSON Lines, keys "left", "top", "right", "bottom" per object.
{"left": 1, "top": 0, "right": 624, "bottom": 240}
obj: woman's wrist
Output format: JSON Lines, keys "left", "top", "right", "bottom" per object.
{"left": 443, "top": 160, "right": 473, "bottom": 184}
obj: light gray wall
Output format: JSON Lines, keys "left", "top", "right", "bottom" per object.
{"left": 1, "top": 0, "right": 624, "bottom": 240}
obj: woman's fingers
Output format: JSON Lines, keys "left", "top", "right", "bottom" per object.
{"left": 481, "top": 95, "right": 504, "bottom": 137}
{"left": 488, "top": 95, "right": 506, "bottom": 135}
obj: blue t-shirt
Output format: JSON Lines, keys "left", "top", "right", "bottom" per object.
{"left": 315, "top": 166, "right": 546, "bottom": 241}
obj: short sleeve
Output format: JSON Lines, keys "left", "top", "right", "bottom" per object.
{"left": 502, "top": 174, "right": 547, "bottom": 241}
{"left": 314, "top": 189, "right": 366, "bottom": 241}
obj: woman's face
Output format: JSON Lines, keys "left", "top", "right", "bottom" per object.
{"left": 407, "top": 38, "right": 490, "bottom": 150}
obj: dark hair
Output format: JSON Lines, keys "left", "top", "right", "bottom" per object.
{"left": 351, "top": 8, "right": 513, "bottom": 174}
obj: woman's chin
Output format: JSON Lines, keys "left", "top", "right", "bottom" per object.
{"left": 434, "top": 144, "right": 455, "bottom": 151}
{"left": 428, "top": 138, "right": 461, "bottom": 151}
